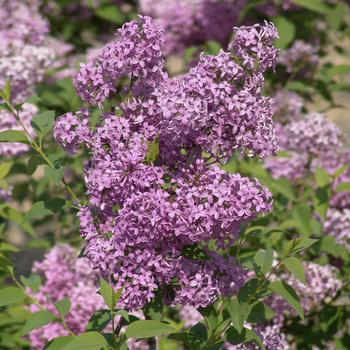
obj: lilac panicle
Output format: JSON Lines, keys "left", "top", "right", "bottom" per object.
{"left": 55, "top": 17, "right": 278, "bottom": 310}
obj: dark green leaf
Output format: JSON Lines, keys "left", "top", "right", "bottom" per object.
{"left": 269, "top": 281, "right": 304, "bottom": 319}
{"left": 247, "top": 301, "right": 276, "bottom": 324}
{"left": 144, "top": 291, "right": 163, "bottom": 321}
{"left": 0, "top": 287, "right": 26, "bottom": 307}
{"left": 62, "top": 332, "right": 109, "bottom": 350}
{"left": 284, "top": 257, "right": 306, "bottom": 284}
{"left": 125, "top": 320, "right": 174, "bottom": 339}
{"left": 0, "top": 130, "right": 28, "bottom": 143}
{"left": 22, "top": 310, "right": 56, "bottom": 335}
{"left": 20, "top": 274, "right": 41, "bottom": 293}
{"left": 289, "top": 238, "right": 319, "bottom": 255}
{"left": 27, "top": 155, "right": 45, "bottom": 175}
{"left": 86, "top": 310, "right": 111, "bottom": 332}
{"left": 188, "top": 323, "right": 208, "bottom": 349}
{"left": 55, "top": 298, "right": 71, "bottom": 317}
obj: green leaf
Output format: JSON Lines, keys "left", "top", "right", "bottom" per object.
{"left": 238, "top": 279, "right": 260, "bottom": 303}
{"left": 25, "top": 199, "right": 66, "bottom": 221}
{"left": 315, "top": 168, "right": 331, "bottom": 187}
{"left": 95, "top": 5, "right": 124, "bottom": 23}
{"left": 31, "top": 110, "right": 55, "bottom": 138}
{"left": 45, "top": 336, "right": 74, "bottom": 350}
{"left": 44, "top": 167, "right": 64, "bottom": 185}
{"left": 20, "top": 274, "right": 41, "bottom": 293}
{"left": 26, "top": 95, "right": 42, "bottom": 104}
{"left": 225, "top": 327, "right": 265, "bottom": 349}
{"left": 269, "top": 281, "right": 304, "bottom": 319}
{"left": 99, "top": 278, "right": 116, "bottom": 310}
{"left": 125, "top": 320, "right": 174, "bottom": 339}
{"left": 288, "top": 238, "right": 319, "bottom": 255}
{"left": 27, "top": 155, "right": 45, "bottom": 175}
{"left": 0, "top": 130, "right": 28, "bottom": 143}
{"left": 144, "top": 291, "right": 163, "bottom": 321}
{"left": 145, "top": 138, "right": 160, "bottom": 164}
{"left": 0, "top": 287, "right": 26, "bottom": 307}
{"left": 254, "top": 249, "right": 274, "bottom": 275}
{"left": 284, "top": 257, "right": 306, "bottom": 284}
{"left": 22, "top": 310, "right": 56, "bottom": 335}
{"left": 335, "top": 182, "right": 350, "bottom": 193}
{"left": 55, "top": 298, "right": 71, "bottom": 317}
{"left": 334, "top": 164, "right": 349, "bottom": 178}
{"left": 270, "top": 178, "right": 295, "bottom": 201}
{"left": 292, "top": 204, "right": 313, "bottom": 236}
{"left": 62, "top": 332, "right": 109, "bottom": 350}
{"left": 326, "top": 64, "right": 350, "bottom": 77}
{"left": 3, "top": 80, "right": 11, "bottom": 101}
{"left": 0, "top": 161, "right": 13, "bottom": 179}
{"left": 228, "top": 297, "right": 252, "bottom": 333}
{"left": 273, "top": 16, "right": 295, "bottom": 49}
{"left": 247, "top": 301, "right": 276, "bottom": 324}
{"left": 292, "top": 0, "right": 330, "bottom": 14}
{"left": 188, "top": 323, "right": 208, "bottom": 349}
{"left": 205, "top": 41, "right": 221, "bottom": 55}
{"left": 244, "top": 329, "right": 266, "bottom": 350}
{"left": 86, "top": 310, "right": 111, "bottom": 332}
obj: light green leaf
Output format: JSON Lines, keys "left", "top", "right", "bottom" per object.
{"left": 292, "top": 0, "right": 330, "bottom": 14}
{"left": 125, "top": 320, "right": 174, "bottom": 339}
{"left": 335, "top": 182, "right": 350, "bottom": 193}
{"left": 269, "top": 281, "right": 304, "bottom": 319}
{"left": 22, "top": 310, "right": 56, "bottom": 335}
{"left": 315, "top": 168, "right": 331, "bottom": 187}
{"left": 45, "top": 336, "right": 74, "bottom": 350}
{"left": 25, "top": 95, "right": 42, "bottom": 104}
{"left": 205, "top": 41, "right": 221, "bottom": 55}
{"left": 292, "top": 204, "right": 313, "bottom": 236}
{"left": 55, "top": 298, "right": 71, "bottom": 317}
{"left": 287, "top": 238, "right": 318, "bottom": 255}
{"left": 145, "top": 138, "right": 160, "bottom": 164}
{"left": 0, "top": 130, "right": 29, "bottom": 143}
{"left": 273, "top": 16, "right": 295, "bottom": 49}
{"left": 25, "top": 199, "right": 66, "bottom": 221}
{"left": 31, "top": 111, "right": 55, "bottom": 138}
{"left": 284, "top": 257, "right": 306, "bottom": 284}
{"left": 44, "top": 167, "right": 64, "bottom": 185}
{"left": 228, "top": 297, "right": 252, "bottom": 333}
{"left": 0, "top": 287, "right": 26, "bottom": 307}
{"left": 62, "top": 332, "right": 109, "bottom": 350}
{"left": 99, "top": 278, "right": 116, "bottom": 310}
{"left": 0, "top": 161, "right": 13, "bottom": 179}
{"left": 3, "top": 80, "right": 11, "bottom": 101}
{"left": 20, "top": 274, "right": 41, "bottom": 293}
{"left": 95, "top": 5, "right": 124, "bottom": 23}
{"left": 254, "top": 249, "right": 274, "bottom": 275}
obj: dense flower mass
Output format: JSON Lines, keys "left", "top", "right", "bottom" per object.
{"left": 56, "top": 16, "right": 278, "bottom": 310}
{"left": 0, "top": 0, "right": 72, "bottom": 156}
{"left": 139, "top": 0, "right": 247, "bottom": 55}
{"left": 28, "top": 245, "right": 105, "bottom": 350}
{"left": 266, "top": 113, "right": 343, "bottom": 181}
{"left": 0, "top": 103, "right": 37, "bottom": 157}
{"left": 279, "top": 40, "right": 319, "bottom": 74}
{"left": 272, "top": 90, "right": 303, "bottom": 123}
{"left": 325, "top": 209, "right": 350, "bottom": 250}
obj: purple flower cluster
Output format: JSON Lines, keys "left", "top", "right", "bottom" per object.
{"left": 266, "top": 113, "right": 342, "bottom": 181}
{"left": 55, "top": 17, "right": 278, "bottom": 310}
{"left": 272, "top": 90, "right": 303, "bottom": 123}
{"left": 28, "top": 245, "right": 105, "bottom": 350}
{"left": 324, "top": 209, "right": 350, "bottom": 250}
{"left": 139, "top": 0, "right": 247, "bottom": 55}
{"left": 0, "top": 103, "right": 37, "bottom": 157}
{"left": 279, "top": 40, "right": 319, "bottom": 74}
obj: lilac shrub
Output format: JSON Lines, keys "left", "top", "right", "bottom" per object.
{"left": 27, "top": 245, "right": 105, "bottom": 350}
{"left": 55, "top": 16, "right": 279, "bottom": 311}
{"left": 139, "top": 0, "right": 247, "bottom": 55}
